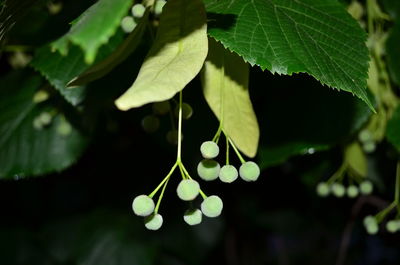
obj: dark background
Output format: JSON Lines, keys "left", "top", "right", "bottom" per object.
{"left": 1, "top": 0, "right": 400, "bottom": 265}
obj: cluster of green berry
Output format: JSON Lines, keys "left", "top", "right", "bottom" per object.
{"left": 197, "top": 140, "right": 260, "bottom": 183}
{"left": 363, "top": 162, "right": 400, "bottom": 235}
{"left": 131, "top": 92, "right": 228, "bottom": 230}
{"left": 316, "top": 180, "right": 373, "bottom": 198}
{"left": 141, "top": 100, "right": 193, "bottom": 145}
{"left": 363, "top": 214, "right": 400, "bottom": 235}
{"left": 358, "top": 129, "right": 376, "bottom": 153}
{"left": 120, "top": 0, "right": 166, "bottom": 33}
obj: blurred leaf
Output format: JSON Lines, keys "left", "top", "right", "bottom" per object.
{"left": 0, "top": 72, "right": 88, "bottom": 179}
{"left": 387, "top": 105, "right": 400, "bottom": 152}
{"left": 115, "top": 0, "right": 208, "bottom": 110}
{"left": 386, "top": 23, "right": 400, "bottom": 86}
{"left": 202, "top": 38, "right": 259, "bottom": 158}
{"left": 204, "top": 0, "right": 373, "bottom": 110}
{"left": 31, "top": 32, "right": 124, "bottom": 106}
{"left": 51, "top": 0, "right": 132, "bottom": 64}
{"left": 257, "top": 75, "right": 372, "bottom": 169}
{"left": 344, "top": 142, "right": 367, "bottom": 177}
{"left": 68, "top": 9, "right": 150, "bottom": 87}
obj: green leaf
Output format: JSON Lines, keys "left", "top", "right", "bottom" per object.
{"left": 0, "top": 72, "right": 88, "bottom": 179}
{"left": 51, "top": 0, "right": 133, "bottom": 64}
{"left": 202, "top": 38, "right": 259, "bottom": 158}
{"left": 67, "top": 10, "right": 150, "bottom": 87}
{"left": 386, "top": 24, "right": 400, "bottom": 86}
{"left": 344, "top": 142, "right": 367, "bottom": 177}
{"left": 256, "top": 74, "right": 372, "bottom": 169}
{"left": 387, "top": 105, "right": 400, "bottom": 152}
{"left": 204, "top": 0, "right": 373, "bottom": 110}
{"left": 115, "top": 0, "right": 208, "bottom": 110}
{"left": 31, "top": 33, "right": 124, "bottom": 106}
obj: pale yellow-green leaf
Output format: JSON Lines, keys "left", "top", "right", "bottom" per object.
{"left": 202, "top": 39, "right": 259, "bottom": 158}
{"left": 344, "top": 141, "right": 367, "bottom": 177}
{"left": 115, "top": 0, "right": 208, "bottom": 110}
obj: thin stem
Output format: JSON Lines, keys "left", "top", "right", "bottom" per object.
{"left": 395, "top": 161, "right": 400, "bottom": 204}
{"left": 178, "top": 163, "right": 187, "bottom": 180}
{"left": 227, "top": 136, "right": 246, "bottom": 164}
{"left": 226, "top": 135, "right": 230, "bottom": 165}
{"left": 180, "top": 163, "right": 207, "bottom": 199}
{"left": 154, "top": 176, "right": 170, "bottom": 214}
{"left": 375, "top": 201, "right": 397, "bottom": 222}
{"left": 149, "top": 162, "right": 177, "bottom": 198}
{"left": 177, "top": 91, "right": 183, "bottom": 160}
{"left": 212, "top": 123, "right": 223, "bottom": 143}
{"left": 199, "top": 189, "right": 207, "bottom": 199}
{"left": 326, "top": 163, "right": 347, "bottom": 185}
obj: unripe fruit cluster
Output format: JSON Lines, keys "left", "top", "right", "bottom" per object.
{"left": 358, "top": 129, "right": 376, "bottom": 153}
{"left": 176, "top": 178, "right": 223, "bottom": 225}
{"left": 316, "top": 180, "right": 373, "bottom": 198}
{"left": 197, "top": 140, "right": 260, "bottom": 183}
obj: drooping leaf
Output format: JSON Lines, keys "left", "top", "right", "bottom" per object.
{"left": 0, "top": 72, "right": 88, "bottom": 179}
{"left": 115, "top": 0, "right": 208, "bottom": 110}
{"left": 204, "top": 0, "right": 373, "bottom": 110}
{"left": 387, "top": 105, "right": 400, "bottom": 152}
{"left": 51, "top": 0, "right": 132, "bottom": 64}
{"left": 202, "top": 38, "right": 259, "bottom": 158}
{"left": 31, "top": 32, "right": 124, "bottom": 106}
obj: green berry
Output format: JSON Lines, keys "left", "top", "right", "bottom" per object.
{"left": 359, "top": 180, "right": 373, "bottom": 195}
{"left": 152, "top": 101, "right": 170, "bottom": 115}
{"left": 144, "top": 213, "right": 163, "bottom": 230}
{"left": 362, "top": 141, "right": 376, "bottom": 153}
{"left": 174, "top": 103, "right": 193, "bottom": 120}
{"left": 132, "top": 195, "right": 155, "bottom": 216}
{"left": 200, "top": 141, "right": 219, "bottom": 159}
{"left": 386, "top": 220, "right": 399, "bottom": 233}
{"left": 239, "top": 161, "right": 260, "bottom": 182}
{"left": 363, "top": 215, "right": 379, "bottom": 235}
{"left": 347, "top": 185, "right": 359, "bottom": 198}
{"left": 33, "top": 116, "right": 43, "bottom": 130}
{"left": 358, "top": 129, "right": 372, "bottom": 143}
{"left": 39, "top": 112, "right": 52, "bottom": 126}
{"left": 33, "top": 90, "right": 49, "bottom": 103}
{"left": 201, "top": 195, "right": 223, "bottom": 218}
{"left": 176, "top": 179, "right": 200, "bottom": 201}
{"left": 219, "top": 165, "right": 238, "bottom": 183}
{"left": 57, "top": 119, "right": 72, "bottom": 136}
{"left": 154, "top": 0, "right": 166, "bottom": 16}
{"left": 131, "top": 4, "right": 145, "bottom": 18}
{"left": 166, "top": 130, "right": 182, "bottom": 145}
{"left": 197, "top": 159, "right": 220, "bottom": 181}
{"left": 183, "top": 209, "right": 202, "bottom": 226}
{"left": 331, "top": 183, "right": 345, "bottom": 198}
{"left": 316, "top": 182, "right": 330, "bottom": 197}
{"left": 120, "top": 16, "right": 137, "bottom": 33}
{"left": 141, "top": 115, "right": 160, "bottom": 133}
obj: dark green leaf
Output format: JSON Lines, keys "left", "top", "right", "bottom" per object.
{"left": 387, "top": 105, "right": 400, "bottom": 152}
{"left": 204, "top": 0, "right": 372, "bottom": 109}
{"left": 68, "top": 9, "right": 150, "bottom": 87}
{"left": 31, "top": 32, "right": 124, "bottom": 106}
{"left": 0, "top": 72, "right": 88, "bottom": 179}
{"left": 386, "top": 23, "right": 400, "bottom": 86}
{"left": 51, "top": 0, "right": 133, "bottom": 64}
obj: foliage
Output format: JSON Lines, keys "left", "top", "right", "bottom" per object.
{"left": 1, "top": 0, "right": 400, "bottom": 262}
